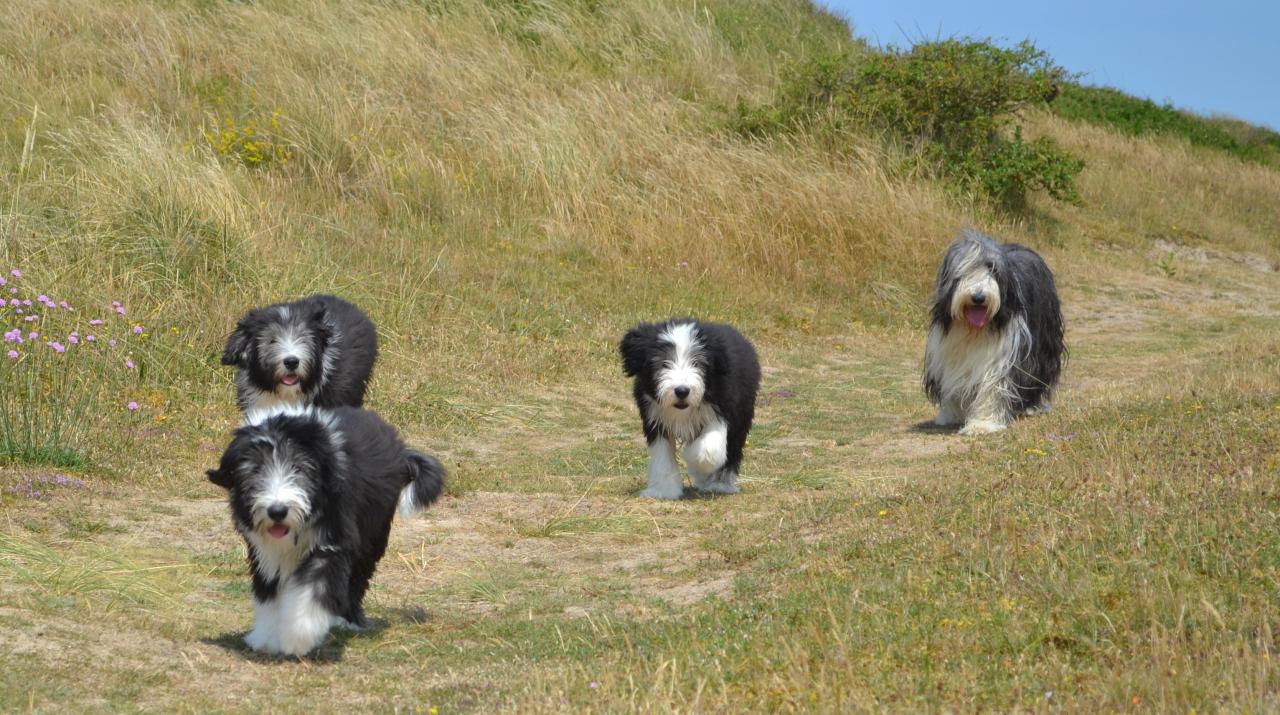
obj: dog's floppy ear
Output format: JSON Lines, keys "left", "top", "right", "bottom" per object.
{"left": 206, "top": 468, "right": 233, "bottom": 489}
{"left": 221, "top": 324, "right": 251, "bottom": 366}
{"left": 620, "top": 324, "right": 658, "bottom": 377}
{"left": 308, "top": 301, "right": 332, "bottom": 341}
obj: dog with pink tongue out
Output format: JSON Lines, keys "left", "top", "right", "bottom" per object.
{"left": 924, "top": 230, "right": 1066, "bottom": 435}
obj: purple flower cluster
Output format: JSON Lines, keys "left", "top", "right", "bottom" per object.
{"left": 5, "top": 473, "right": 87, "bottom": 501}
{"left": 3, "top": 268, "right": 146, "bottom": 411}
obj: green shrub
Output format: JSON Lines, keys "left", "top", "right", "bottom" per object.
{"left": 732, "top": 38, "right": 1084, "bottom": 209}
{"left": 1052, "top": 83, "right": 1280, "bottom": 168}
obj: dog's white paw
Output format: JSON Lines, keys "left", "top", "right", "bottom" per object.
{"left": 244, "top": 625, "right": 279, "bottom": 654}
{"left": 277, "top": 622, "right": 329, "bottom": 657}
{"left": 959, "top": 420, "right": 1007, "bottom": 436}
{"left": 934, "top": 403, "right": 963, "bottom": 426}
{"left": 696, "top": 480, "right": 739, "bottom": 495}
{"left": 640, "top": 484, "right": 684, "bottom": 500}
{"left": 331, "top": 615, "right": 364, "bottom": 632}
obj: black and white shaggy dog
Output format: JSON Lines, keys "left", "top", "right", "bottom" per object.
{"left": 221, "top": 294, "right": 378, "bottom": 413}
{"left": 206, "top": 405, "right": 445, "bottom": 657}
{"left": 620, "top": 319, "right": 760, "bottom": 499}
{"left": 924, "top": 230, "right": 1066, "bottom": 435}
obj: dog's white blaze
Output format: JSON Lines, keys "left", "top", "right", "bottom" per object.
{"left": 245, "top": 526, "right": 316, "bottom": 584}
{"left": 654, "top": 323, "right": 706, "bottom": 410}
{"left": 237, "top": 381, "right": 294, "bottom": 413}
{"left": 925, "top": 314, "right": 1029, "bottom": 433}
{"left": 645, "top": 398, "right": 717, "bottom": 444}
{"left": 641, "top": 436, "right": 683, "bottom": 500}
{"left": 275, "top": 580, "right": 336, "bottom": 656}
{"left": 947, "top": 240, "right": 1003, "bottom": 323}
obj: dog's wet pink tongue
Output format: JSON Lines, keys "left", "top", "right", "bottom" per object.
{"left": 965, "top": 306, "right": 989, "bottom": 329}
{"left": 268, "top": 525, "right": 289, "bottom": 539}
{"left": 280, "top": 375, "right": 299, "bottom": 386}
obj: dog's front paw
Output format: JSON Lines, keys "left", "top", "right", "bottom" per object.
{"left": 277, "top": 628, "right": 328, "bottom": 657}
{"left": 959, "top": 420, "right": 1007, "bottom": 436}
{"left": 696, "top": 480, "right": 739, "bottom": 495}
{"left": 640, "top": 484, "right": 684, "bottom": 500}
{"left": 244, "top": 625, "right": 279, "bottom": 654}
{"left": 331, "top": 614, "right": 365, "bottom": 632}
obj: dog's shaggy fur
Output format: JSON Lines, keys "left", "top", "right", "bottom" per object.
{"left": 221, "top": 295, "right": 378, "bottom": 413}
{"left": 207, "top": 405, "right": 445, "bottom": 657}
{"left": 620, "top": 319, "right": 760, "bottom": 499}
{"left": 924, "top": 230, "right": 1066, "bottom": 434}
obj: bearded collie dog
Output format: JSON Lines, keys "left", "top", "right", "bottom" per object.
{"left": 924, "top": 230, "right": 1066, "bottom": 435}
{"left": 221, "top": 295, "right": 378, "bottom": 412}
{"left": 207, "top": 405, "right": 445, "bottom": 657}
{"left": 620, "top": 319, "right": 760, "bottom": 499}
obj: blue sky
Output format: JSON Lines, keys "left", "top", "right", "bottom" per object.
{"left": 818, "top": 0, "right": 1280, "bottom": 131}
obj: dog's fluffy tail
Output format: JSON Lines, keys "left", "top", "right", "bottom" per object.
{"left": 398, "top": 450, "right": 446, "bottom": 518}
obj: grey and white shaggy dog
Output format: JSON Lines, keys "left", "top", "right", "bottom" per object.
{"left": 221, "top": 294, "right": 378, "bottom": 413}
{"left": 620, "top": 319, "right": 760, "bottom": 499}
{"left": 206, "top": 405, "right": 445, "bottom": 657}
{"left": 924, "top": 230, "right": 1066, "bottom": 435}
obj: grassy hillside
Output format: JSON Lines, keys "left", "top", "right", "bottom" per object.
{"left": 1, "top": 0, "right": 1278, "bottom": 712}
{"left": 1052, "top": 83, "right": 1280, "bottom": 169}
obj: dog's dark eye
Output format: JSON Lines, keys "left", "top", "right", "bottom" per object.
{"left": 985, "top": 261, "right": 996, "bottom": 271}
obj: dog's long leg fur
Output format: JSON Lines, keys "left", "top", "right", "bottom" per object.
{"left": 684, "top": 416, "right": 727, "bottom": 487}
{"left": 642, "top": 436, "right": 683, "bottom": 500}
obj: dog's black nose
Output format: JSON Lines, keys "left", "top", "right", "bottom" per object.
{"left": 674, "top": 386, "right": 691, "bottom": 400}
{"left": 267, "top": 504, "right": 289, "bottom": 522}
{"left": 971, "top": 291, "right": 986, "bottom": 305}
{"left": 282, "top": 356, "right": 300, "bottom": 370}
